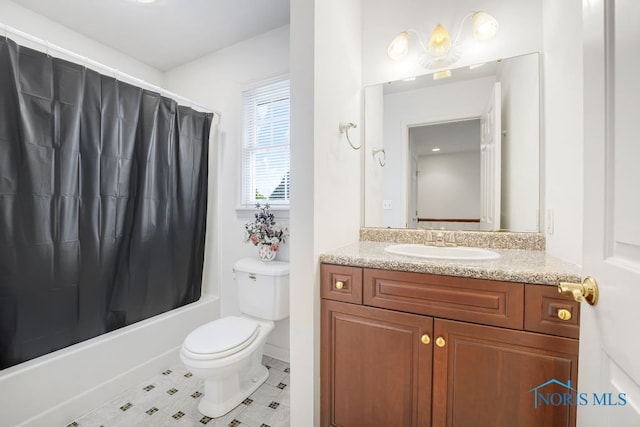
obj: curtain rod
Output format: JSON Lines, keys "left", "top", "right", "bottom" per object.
{"left": 1, "top": 23, "right": 222, "bottom": 120}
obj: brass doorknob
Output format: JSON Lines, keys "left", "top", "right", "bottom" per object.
{"left": 435, "top": 337, "right": 446, "bottom": 348}
{"left": 558, "top": 276, "right": 599, "bottom": 306}
{"left": 557, "top": 309, "right": 572, "bottom": 321}
{"left": 421, "top": 334, "right": 431, "bottom": 345}
{"left": 335, "top": 281, "right": 344, "bottom": 290}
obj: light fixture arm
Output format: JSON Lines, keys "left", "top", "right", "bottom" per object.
{"left": 404, "top": 29, "right": 429, "bottom": 54}
{"left": 450, "top": 12, "right": 475, "bottom": 48}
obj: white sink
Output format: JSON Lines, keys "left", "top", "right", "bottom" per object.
{"left": 384, "top": 244, "right": 500, "bottom": 260}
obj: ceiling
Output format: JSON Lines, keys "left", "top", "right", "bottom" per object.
{"left": 11, "top": 0, "right": 290, "bottom": 71}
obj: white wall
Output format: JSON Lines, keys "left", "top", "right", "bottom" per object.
{"left": 542, "top": 0, "right": 583, "bottom": 264}
{"left": 163, "top": 26, "right": 292, "bottom": 360}
{"left": 289, "top": 0, "right": 362, "bottom": 425}
{"left": 418, "top": 151, "right": 480, "bottom": 219}
{"left": 499, "top": 53, "right": 540, "bottom": 232}
{"left": 361, "top": 0, "right": 543, "bottom": 86}
{"left": 363, "top": 85, "right": 384, "bottom": 226}
{"left": 289, "top": 0, "right": 317, "bottom": 423}
{"left": 0, "top": 0, "right": 162, "bottom": 85}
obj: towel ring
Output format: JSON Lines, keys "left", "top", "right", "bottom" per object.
{"left": 339, "top": 122, "right": 360, "bottom": 150}
{"left": 372, "top": 148, "right": 386, "bottom": 167}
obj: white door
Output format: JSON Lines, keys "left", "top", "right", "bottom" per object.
{"left": 479, "top": 82, "right": 501, "bottom": 231}
{"left": 579, "top": 0, "right": 640, "bottom": 425}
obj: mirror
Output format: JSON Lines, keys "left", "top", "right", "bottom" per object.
{"left": 363, "top": 53, "right": 540, "bottom": 232}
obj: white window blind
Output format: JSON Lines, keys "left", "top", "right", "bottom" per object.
{"left": 242, "top": 79, "right": 290, "bottom": 207}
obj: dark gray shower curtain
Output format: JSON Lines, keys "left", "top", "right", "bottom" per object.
{"left": 0, "top": 38, "right": 212, "bottom": 369}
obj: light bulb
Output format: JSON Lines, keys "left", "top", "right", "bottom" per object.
{"left": 428, "top": 24, "right": 452, "bottom": 58}
{"left": 472, "top": 11, "right": 499, "bottom": 41}
{"left": 387, "top": 32, "right": 410, "bottom": 61}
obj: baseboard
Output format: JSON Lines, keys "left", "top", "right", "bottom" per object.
{"left": 264, "top": 343, "right": 290, "bottom": 363}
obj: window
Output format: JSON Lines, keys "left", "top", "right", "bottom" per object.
{"left": 241, "top": 78, "right": 290, "bottom": 207}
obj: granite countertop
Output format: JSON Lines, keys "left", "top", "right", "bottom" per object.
{"left": 319, "top": 241, "right": 581, "bottom": 286}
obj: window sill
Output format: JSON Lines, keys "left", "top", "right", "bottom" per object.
{"left": 236, "top": 205, "right": 290, "bottom": 221}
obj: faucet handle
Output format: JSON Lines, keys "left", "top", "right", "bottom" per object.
{"left": 445, "top": 232, "right": 458, "bottom": 247}
{"left": 424, "top": 230, "right": 435, "bottom": 245}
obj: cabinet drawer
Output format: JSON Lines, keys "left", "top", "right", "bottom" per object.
{"left": 525, "top": 284, "right": 580, "bottom": 339}
{"left": 364, "top": 269, "right": 524, "bottom": 329}
{"left": 321, "top": 264, "right": 363, "bottom": 304}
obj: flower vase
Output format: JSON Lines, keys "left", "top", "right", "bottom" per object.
{"left": 258, "top": 244, "right": 277, "bottom": 262}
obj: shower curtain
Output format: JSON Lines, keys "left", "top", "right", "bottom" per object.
{"left": 0, "top": 38, "right": 212, "bottom": 369}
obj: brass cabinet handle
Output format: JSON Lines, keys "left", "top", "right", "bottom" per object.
{"left": 335, "top": 281, "right": 344, "bottom": 290}
{"left": 435, "top": 337, "right": 446, "bottom": 348}
{"left": 420, "top": 334, "right": 431, "bottom": 345}
{"left": 558, "top": 276, "right": 599, "bottom": 306}
{"left": 557, "top": 308, "right": 572, "bottom": 321}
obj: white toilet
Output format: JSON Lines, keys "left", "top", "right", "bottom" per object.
{"left": 180, "top": 258, "right": 289, "bottom": 418}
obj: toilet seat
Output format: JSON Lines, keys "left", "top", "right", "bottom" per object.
{"left": 183, "top": 316, "right": 260, "bottom": 361}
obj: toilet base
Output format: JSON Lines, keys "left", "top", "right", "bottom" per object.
{"left": 197, "top": 365, "right": 269, "bottom": 418}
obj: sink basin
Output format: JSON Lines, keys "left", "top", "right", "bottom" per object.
{"left": 384, "top": 244, "right": 500, "bottom": 260}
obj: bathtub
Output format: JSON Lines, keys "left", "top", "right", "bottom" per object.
{"left": 0, "top": 296, "right": 219, "bottom": 427}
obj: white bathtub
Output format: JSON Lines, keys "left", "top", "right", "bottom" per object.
{"left": 0, "top": 296, "right": 220, "bottom": 427}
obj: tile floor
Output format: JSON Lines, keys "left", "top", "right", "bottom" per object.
{"left": 68, "top": 356, "right": 290, "bottom": 427}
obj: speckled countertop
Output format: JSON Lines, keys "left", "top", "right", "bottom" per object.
{"left": 319, "top": 240, "right": 581, "bottom": 286}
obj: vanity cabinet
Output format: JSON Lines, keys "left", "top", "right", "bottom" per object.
{"left": 321, "top": 300, "right": 433, "bottom": 427}
{"left": 320, "top": 264, "right": 580, "bottom": 427}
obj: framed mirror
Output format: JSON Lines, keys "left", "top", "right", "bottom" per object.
{"left": 363, "top": 53, "right": 540, "bottom": 232}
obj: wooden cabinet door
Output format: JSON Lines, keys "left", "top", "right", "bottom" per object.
{"left": 321, "top": 300, "right": 433, "bottom": 427}
{"left": 432, "top": 319, "right": 579, "bottom": 427}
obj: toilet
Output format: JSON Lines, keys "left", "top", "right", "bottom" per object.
{"left": 180, "top": 257, "right": 289, "bottom": 418}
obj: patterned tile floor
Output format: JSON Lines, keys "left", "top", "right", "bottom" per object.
{"left": 69, "top": 356, "right": 290, "bottom": 427}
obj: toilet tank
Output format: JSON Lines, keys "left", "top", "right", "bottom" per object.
{"left": 233, "top": 258, "right": 289, "bottom": 321}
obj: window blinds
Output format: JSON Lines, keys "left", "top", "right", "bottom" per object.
{"left": 242, "top": 79, "right": 290, "bottom": 206}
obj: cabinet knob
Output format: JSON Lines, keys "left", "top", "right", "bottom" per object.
{"left": 420, "top": 334, "right": 431, "bottom": 345}
{"left": 335, "top": 281, "right": 344, "bottom": 290}
{"left": 435, "top": 337, "right": 446, "bottom": 348}
{"left": 557, "top": 308, "right": 572, "bottom": 321}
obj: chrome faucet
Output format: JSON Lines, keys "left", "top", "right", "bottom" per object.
{"left": 424, "top": 228, "right": 457, "bottom": 247}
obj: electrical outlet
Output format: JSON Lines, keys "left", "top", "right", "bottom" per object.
{"left": 545, "top": 208, "right": 554, "bottom": 235}
{"left": 383, "top": 200, "right": 392, "bottom": 210}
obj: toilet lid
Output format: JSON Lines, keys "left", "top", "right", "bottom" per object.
{"left": 184, "top": 316, "right": 259, "bottom": 356}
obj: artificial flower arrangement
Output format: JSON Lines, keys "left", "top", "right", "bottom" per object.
{"left": 244, "top": 203, "right": 288, "bottom": 256}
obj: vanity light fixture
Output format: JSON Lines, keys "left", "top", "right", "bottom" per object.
{"left": 387, "top": 10, "right": 499, "bottom": 69}
{"left": 432, "top": 148, "right": 441, "bottom": 152}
